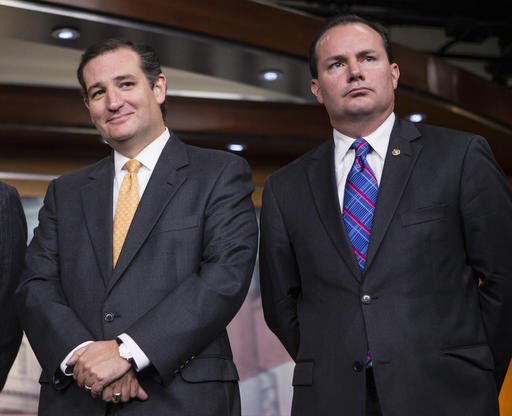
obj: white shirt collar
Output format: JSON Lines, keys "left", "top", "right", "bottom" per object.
{"left": 114, "top": 128, "right": 170, "bottom": 174}
{"left": 333, "top": 112, "right": 395, "bottom": 159}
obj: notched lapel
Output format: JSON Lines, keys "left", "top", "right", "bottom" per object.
{"left": 81, "top": 157, "right": 114, "bottom": 286}
{"left": 108, "top": 134, "right": 189, "bottom": 293}
{"left": 365, "top": 120, "right": 423, "bottom": 270}
{"left": 307, "top": 142, "right": 362, "bottom": 281}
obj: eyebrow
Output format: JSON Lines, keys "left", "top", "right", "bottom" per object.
{"left": 86, "top": 74, "right": 135, "bottom": 95}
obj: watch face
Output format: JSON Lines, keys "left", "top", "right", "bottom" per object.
{"left": 119, "top": 343, "right": 132, "bottom": 360}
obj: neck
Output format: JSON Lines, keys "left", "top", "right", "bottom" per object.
{"left": 332, "top": 111, "right": 392, "bottom": 139}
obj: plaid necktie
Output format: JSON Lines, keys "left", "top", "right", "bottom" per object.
{"left": 113, "top": 159, "right": 142, "bottom": 267}
{"left": 343, "top": 138, "right": 379, "bottom": 270}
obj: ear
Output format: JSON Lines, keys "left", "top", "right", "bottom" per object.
{"left": 390, "top": 63, "right": 400, "bottom": 90}
{"left": 153, "top": 73, "right": 167, "bottom": 104}
{"left": 310, "top": 79, "right": 324, "bottom": 104}
{"left": 83, "top": 96, "right": 90, "bottom": 110}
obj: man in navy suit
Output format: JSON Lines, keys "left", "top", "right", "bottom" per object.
{"left": 0, "top": 182, "right": 26, "bottom": 391}
{"left": 17, "top": 38, "right": 257, "bottom": 415}
{"left": 259, "top": 14, "right": 512, "bottom": 416}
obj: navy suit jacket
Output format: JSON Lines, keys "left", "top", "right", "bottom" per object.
{"left": 17, "top": 133, "right": 258, "bottom": 415}
{"left": 0, "top": 182, "right": 26, "bottom": 390}
{"left": 260, "top": 119, "right": 512, "bottom": 416}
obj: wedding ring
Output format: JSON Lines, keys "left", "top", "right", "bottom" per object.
{"left": 84, "top": 385, "right": 92, "bottom": 391}
{"left": 112, "top": 392, "right": 122, "bottom": 403}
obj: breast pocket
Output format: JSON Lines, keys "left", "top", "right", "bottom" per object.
{"left": 151, "top": 214, "right": 199, "bottom": 235}
{"left": 401, "top": 204, "right": 447, "bottom": 227}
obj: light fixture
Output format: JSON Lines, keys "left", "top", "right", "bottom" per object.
{"left": 260, "top": 69, "right": 282, "bottom": 82}
{"left": 51, "top": 27, "right": 80, "bottom": 41}
{"left": 227, "top": 143, "right": 246, "bottom": 152}
{"left": 406, "top": 112, "right": 426, "bottom": 123}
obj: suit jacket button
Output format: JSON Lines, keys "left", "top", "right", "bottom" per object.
{"left": 104, "top": 312, "right": 115, "bottom": 322}
{"left": 361, "top": 294, "right": 372, "bottom": 304}
{"left": 353, "top": 361, "right": 363, "bottom": 372}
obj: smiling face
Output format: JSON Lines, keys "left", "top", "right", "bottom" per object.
{"left": 311, "top": 22, "right": 399, "bottom": 137}
{"left": 82, "top": 47, "right": 166, "bottom": 157}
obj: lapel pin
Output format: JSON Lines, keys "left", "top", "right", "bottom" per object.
{"left": 391, "top": 148, "right": 400, "bottom": 156}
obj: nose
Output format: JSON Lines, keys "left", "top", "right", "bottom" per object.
{"left": 106, "top": 88, "right": 123, "bottom": 112}
{"left": 347, "top": 60, "right": 363, "bottom": 82}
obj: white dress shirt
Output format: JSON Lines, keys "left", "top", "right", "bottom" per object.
{"left": 61, "top": 128, "right": 170, "bottom": 375}
{"left": 334, "top": 113, "right": 395, "bottom": 212}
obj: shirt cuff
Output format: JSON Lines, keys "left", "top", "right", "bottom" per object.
{"left": 60, "top": 340, "right": 94, "bottom": 376}
{"left": 117, "top": 333, "right": 151, "bottom": 372}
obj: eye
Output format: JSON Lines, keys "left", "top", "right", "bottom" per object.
{"left": 120, "top": 81, "right": 135, "bottom": 89}
{"left": 89, "top": 89, "right": 105, "bottom": 100}
{"left": 329, "top": 61, "right": 343, "bottom": 69}
{"left": 364, "top": 55, "right": 376, "bottom": 62}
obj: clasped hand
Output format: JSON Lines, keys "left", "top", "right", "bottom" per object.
{"left": 66, "top": 340, "right": 148, "bottom": 403}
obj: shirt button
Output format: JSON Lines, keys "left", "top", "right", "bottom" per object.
{"left": 104, "top": 312, "right": 115, "bottom": 322}
{"left": 361, "top": 294, "right": 372, "bottom": 304}
{"left": 353, "top": 361, "right": 363, "bottom": 372}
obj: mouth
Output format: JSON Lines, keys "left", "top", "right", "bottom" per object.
{"left": 107, "top": 112, "right": 133, "bottom": 124}
{"left": 345, "top": 87, "right": 371, "bottom": 97}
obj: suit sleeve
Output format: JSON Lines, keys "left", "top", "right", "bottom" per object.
{"left": 0, "top": 184, "right": 26, "bottom": 390}
{"left": 16, "top": 181, "right": 95, "bottom": 382}
{"left": 460, "top": 135, "right": 512, "bottom": 390}
{"left": 123, "top": 157, "right": 258, "bottom": 384}
{"left": 259, "top": 178, "right": 300, "bottom": 360}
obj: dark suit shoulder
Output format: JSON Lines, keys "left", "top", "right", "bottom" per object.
{"left": 0, "top": 180, "right": 20, "bottom": 197}
{"left": 413, "top": 122, "right": 484, "bottom": 147}
{"left": 265, "top": 140, "right": 331, "bottom": 186}
{"left": 184, "top": 144, "right": 250, "bottom": 171}
{"left": 53, "top": 155, "right": 112, "bottom": 186}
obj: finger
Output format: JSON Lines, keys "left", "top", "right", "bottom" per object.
{"left": 137, "top": 385, "right": 148, "bottom": 401}
{"left": 102, "top": 385, "right": 113, "bottom": 402}
{"left": 66, "top": 346, "right": 88, "bottom": 367}
{"left": 129, "top": 377, "right": 139, "bottom": 398}
{"left": 118, "top": 377, "right": 130, "bottom": 403}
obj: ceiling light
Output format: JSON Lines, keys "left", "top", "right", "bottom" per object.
{"left": 227, "top": 143, "right": 246, "bottom": 152}
{"left": 406, "top": 113, "right": 426, "bottom": 123}
{"left": 260, "top": 69, "right": 282, "bottom": 82}
{"left": 51, "top": 27, "right": 80, "bottom": 41}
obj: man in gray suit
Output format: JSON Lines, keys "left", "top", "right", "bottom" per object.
{"left": 17, "top": 38, "right": 257, "bottom": 415}
{"left": 0, "top": 182, "right": 26, "bottom": 391}
{"left": 259, "top": 14, "right": 512, "bottom": 416}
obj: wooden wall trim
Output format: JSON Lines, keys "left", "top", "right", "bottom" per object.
{"left": 39, "top": 0, "right": 512, "bottom": 129}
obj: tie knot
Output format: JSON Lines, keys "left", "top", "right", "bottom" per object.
{"left": 124, "top": 159, "right": 142, "bottom": 173}
{"left": 351, "top": 137, "right": 371, "bottom": 158}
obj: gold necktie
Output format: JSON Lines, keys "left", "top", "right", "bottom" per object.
{"left": 113, "top": 159, "right": 142, "bottom": 266}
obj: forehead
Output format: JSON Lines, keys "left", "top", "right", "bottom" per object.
{"left": 82, "top": 47, "right": 142, "bottom": 86}
{"left": 316, "top": 23, "right": 383, "bottom": 57}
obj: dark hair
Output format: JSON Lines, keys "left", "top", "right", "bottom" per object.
{"left": 308, "top": 14, "right": 393, "bottom": 78}
{"left": 77, "top": 38, "right": 167, "bottom": 119}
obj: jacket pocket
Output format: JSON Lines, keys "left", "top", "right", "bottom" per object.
{"left": 292, "top": 361, "right": 314, "bottom": 386}
{"left": 442, "top": 343, "right": 495, "bottom": 370}
{"left": 180, "top": 356, "right": 239, "bottom": 383}
{"left": 401, "top": 204, "right": 447, "bottom": 227}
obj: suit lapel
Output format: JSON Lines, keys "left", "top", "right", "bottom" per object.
{"left": 81, "top": 156, "right": 114, "bottom": 286}
{"left": 307, "top": 141, "right": 362, "bottom": 281}
{"left": 107, "top": 133, "right": 189, "bottom": 293}
{"left": 365, "top": 119, "right": 422, "bottom": 270}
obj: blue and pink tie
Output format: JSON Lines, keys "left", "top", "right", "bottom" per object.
{"left": 343, "top": 138, "right": 379, "bottom": 270}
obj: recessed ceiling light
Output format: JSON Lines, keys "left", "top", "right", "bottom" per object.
{"left": 260, "top": 69, "right": 282, "bottom": 82}
{"left": 51, "top": 27, "right": 80, "bottom": 41}
{"left": 406, "top": 112, "right": 426, "bottom": 123}
{"left": 227, "top": 143, "right": 246, "bottom": 152}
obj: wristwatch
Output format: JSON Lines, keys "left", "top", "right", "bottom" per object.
{"left": 116, "top": 338, "right": 137, "bottom": 370}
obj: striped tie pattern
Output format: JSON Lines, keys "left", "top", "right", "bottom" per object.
{"left": 113, "top": 159, "right": 142, "bottom": 267}
{"left": 343, "top": 138, "right": 379, "bottom": 270}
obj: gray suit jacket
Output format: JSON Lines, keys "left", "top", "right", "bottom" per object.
{"left": 17, "top": 133, "right": 258, "bottom": 415}
{"left": 260, "top": 119, "right": 512, "bottom": 416}
{"left": 0, "top": 181, "right": 26, "bottom": 391}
